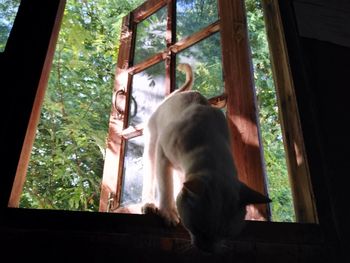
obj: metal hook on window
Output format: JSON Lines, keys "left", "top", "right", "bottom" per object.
{"left": 112, "top": 89, "right": 126, "bottom": 119}
{"left": 130, "top": 95, "right": 138, "bottom": 118}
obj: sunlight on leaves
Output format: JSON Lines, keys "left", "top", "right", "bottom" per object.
{"left": 0, "top": 0, "right": 20, "bottom": 52}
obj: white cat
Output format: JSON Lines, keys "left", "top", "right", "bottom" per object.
{"left": 142, "top": 63, "right": 271, "bottom": 253}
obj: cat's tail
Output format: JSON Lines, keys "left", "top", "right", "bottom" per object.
{"left": 177, "top": 63, "right": 194, "bottom": 92}
{"left": 161, "top": 63, "right": 194, "bottom": 103}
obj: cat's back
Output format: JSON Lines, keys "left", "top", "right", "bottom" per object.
{"left": 162, "top": 90, "right": 209, "bottom": 113}
{"left": 150, "top": 91, "right": 208, "bottom": 127}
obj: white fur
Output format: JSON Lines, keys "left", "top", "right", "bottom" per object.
{"left": 141, "top": 64, "right": 270, "bottom": 253}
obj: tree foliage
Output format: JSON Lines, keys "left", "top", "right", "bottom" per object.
{"left": 0, "top": 0, "right": 21, "bottom": 51}
{"left": 20, "top": 0, "right": 144, "bottom": 211}
{"left": 17, "top": 0, "right": 294, "bottom": 221}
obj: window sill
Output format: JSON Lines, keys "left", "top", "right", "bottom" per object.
{"left": 1, "top": 207, "right": 323, "bottom": 242}
{"left": 0, "top": 208, "right": 327, "bottom": 261}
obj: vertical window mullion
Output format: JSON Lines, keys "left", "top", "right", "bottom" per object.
{"left": 218, "top": 0, "right": 270, "bottom": 220}
{"left": 166, "top": 0, "right": 177, "bottom": 95}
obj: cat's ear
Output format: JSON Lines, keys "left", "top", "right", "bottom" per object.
{"left": 239, "top": 182, "right": 271, "bottom": 205}
{"left": 183, "top": 179, "right": 205, "bottom": 197}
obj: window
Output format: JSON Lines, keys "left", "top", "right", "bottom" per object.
{"left": 0, "top": 0, "right": 21, "bottom": 52}
{"left": 10, "top": 0, "right": 317, "bottom": 224}
{"left": 99, "top": 0, "right": 317, "bottom": 223}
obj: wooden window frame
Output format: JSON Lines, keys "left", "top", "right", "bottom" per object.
{"left": 99, "top": 0, "right": 271, "bottom": 220}
{"left": 261, "top": 0, "right": 317, "bottom": 223}
{"left": 8, "top": 0, "right": 317, "bottom": 224}
{"left": 99, "top": 0, "right": 317, "bottom": 223}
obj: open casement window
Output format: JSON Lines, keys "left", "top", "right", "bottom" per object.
{"left": 99, "top": 0, "right": 317, "bottom": 223}
{"left": 100, "top": 0, "right": 269, "bottom": 220}
{"left": 6, "top": 0, "right": 317, "bottom": 224}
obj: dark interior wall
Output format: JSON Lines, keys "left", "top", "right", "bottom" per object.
{"left": 1, "top": 0, "right": 349, "bottom": 261}
{"left": 280, "top": 1, "right": 350, "bottom": 253}
{"left": 301, "top": 39, "right": 350, "bottom": 245}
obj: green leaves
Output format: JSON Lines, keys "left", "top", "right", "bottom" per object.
{"left": 20, "top": 0, "right": 144, "bottom": 212}
{"left": 0, "top": 0, "right": 20, "bottom": 51}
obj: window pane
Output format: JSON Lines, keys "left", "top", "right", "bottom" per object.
{"left": 134, "top": 7, "right": 167, "bottom": 65}
{"left": 176, "top": 0, "right": 218, "bottom": 41}
{"left": 176, "top": 32, "right": 223, "bottom": 98}
{"left": 0, "top": 0, "right": 21, "bottom": 52}
{"left": 121, "top": 62, "right": 166, "bottom": 206}
{"left": 129, "top": 62, "right": 166, "bottom": 126}
{"left": 121, "top": 136, "right": 144, "bottom": 206}
{"left": 245, "top": 0, "right": 295, "bottom": 222}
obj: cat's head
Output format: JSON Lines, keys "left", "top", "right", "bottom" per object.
{"left": 176, "top": 177, "right": 271, "bottom": 253}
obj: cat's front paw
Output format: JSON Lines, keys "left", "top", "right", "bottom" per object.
{"left": 141, "top": 203, "right": 158, "bottom": 215}
{"left": 158, "top": 206, "right": 180, "bottom": 227}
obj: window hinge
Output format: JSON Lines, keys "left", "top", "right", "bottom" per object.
{"left": 127, "top": 13, "right": 133, "bottom": 31}
{"left": 107, "top": 192, "right": 116, "bottom": 212}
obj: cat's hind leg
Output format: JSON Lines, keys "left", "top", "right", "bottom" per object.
{"left": 156, "top": 144, "right": 180, "bottom": 226}
{"left": 141, "top": 127, "right": 158, "bottom": 214}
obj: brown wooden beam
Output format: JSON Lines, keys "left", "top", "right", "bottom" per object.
{"left": 169, "top": 20, "right": 220, "bottom": 54}
{"left": 132, "top": 0, "right": 168, "bottom": 23}
{"left": 218, "top": 0, "right": 270, "bottom": 220}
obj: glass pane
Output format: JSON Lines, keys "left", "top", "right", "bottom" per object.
{"left": 129, "top": 62, "right": 166, "bottom": 126}
{"left": 134, "top": 7, "right": 167, "bottom": 65}
{"left": 176, "top": 0, "right": 218, "bottom": 41}
{"left": 122, "top": 62, "right": 166, "bottom": 206}
{"left": 176, "top": 32, "right": 223, "bottom": 98}
{"left": 121, "top": 136, "right": 144, "bottom": 206}
{"left": 0, "top": 0, "right": 21, "bottom": 52}
{"left": 245, "top": 0, "right": 295, "bottom": 222}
